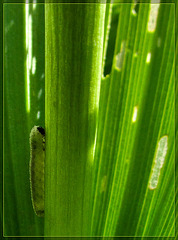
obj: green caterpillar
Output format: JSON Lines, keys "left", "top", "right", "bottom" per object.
{"left": 29, "top": 126, "right": 45, "bottom": 217}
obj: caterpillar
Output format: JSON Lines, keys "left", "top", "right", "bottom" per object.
{"left": 29, "top": 126, "right": 45, "bottom": 217}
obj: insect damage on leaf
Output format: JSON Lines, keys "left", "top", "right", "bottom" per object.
{"left": 29, "top": 126, "right": 45, "bottom": 217}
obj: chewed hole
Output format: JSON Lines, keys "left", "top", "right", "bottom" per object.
{"left": 132, "top": 106, "right": 138, "bottom": 123}
{"left": 146, "top": 52, "right": 151, "bottom": 63}
{"left": 103, "top": 5, "right": 119, "bottom": 77}
{"left": 132, "top": 1, "right": 139, "bottom": 16}
{"left": 149, "top": 135, "right": 168, "bottom": 190}
{"left": 148, "top": 3, "right": 160, "bottom": 32}
{"left": 115, "top": 41, "right": 126, "bottom": 71}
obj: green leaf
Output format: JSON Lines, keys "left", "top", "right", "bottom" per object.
{"left": 4, "top": 3, "right": 44, "bottom": 236}
{"left": 4, "top": 2, "right": 175, "bottom": 237}
{"left": 45, "top": 3, "right": 106, "bottom": 236}
{"left": 91, "top": 3, "right": 175, "bottom": 237}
